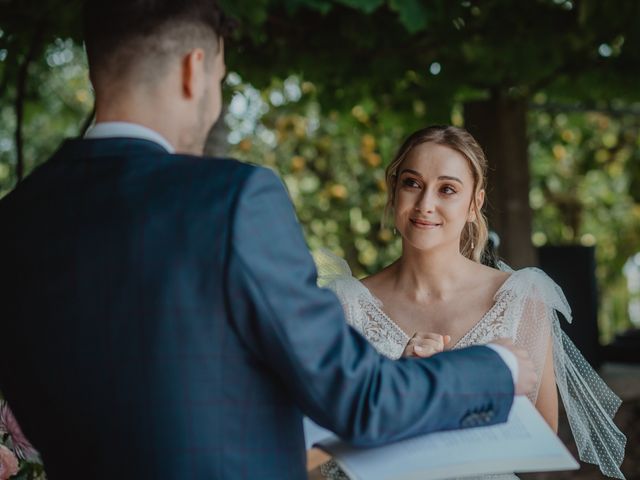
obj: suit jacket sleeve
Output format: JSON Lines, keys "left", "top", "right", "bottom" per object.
{"left": 226, "top": 166, "right": 514, "bottom": 446}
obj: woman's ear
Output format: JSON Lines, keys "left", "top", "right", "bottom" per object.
{"left": 469, "top": 189, "right": 485, "bottom": 222}
{"left": 477, "top": 189, "right": 485, "bottom": 210}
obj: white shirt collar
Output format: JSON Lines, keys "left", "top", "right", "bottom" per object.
{"left": 85, "top": 122, "right": 175, "bottom": 153}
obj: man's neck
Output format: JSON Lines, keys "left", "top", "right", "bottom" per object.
{"left": 86, "top": 121, "right": 176, "bottom": 154}
{"left": 94, "top": 89, "right": 182, "bottom": 152}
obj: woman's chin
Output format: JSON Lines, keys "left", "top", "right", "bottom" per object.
{"left": 403, "top": 236, "right": 447, "bottom": 253}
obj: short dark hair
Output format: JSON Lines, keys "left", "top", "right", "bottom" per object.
{"left": 84, "top": 0, "right": 234, "bottom": 84}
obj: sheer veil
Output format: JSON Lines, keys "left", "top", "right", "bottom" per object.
{"left": 492, "top": 262, "right": 625, "bottom": 479}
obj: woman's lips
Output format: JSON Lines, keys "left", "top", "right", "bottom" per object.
{"left": 410, "top": 218, "right": 442, "bottom": 229}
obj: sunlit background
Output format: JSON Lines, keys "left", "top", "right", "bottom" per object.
{"left": 1, "top": 0, "right": 640, "bottom": 346}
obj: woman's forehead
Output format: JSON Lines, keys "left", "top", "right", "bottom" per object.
{"left": 401, "top": 142, "right": 472, "bottom": 179}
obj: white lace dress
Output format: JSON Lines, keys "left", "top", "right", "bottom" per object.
{"left": 314, "top": 250, "right": 626, "bottom": 480}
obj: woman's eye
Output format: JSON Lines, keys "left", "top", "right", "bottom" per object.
{"left": 441, "top": 185, "right": 457, "bottom": 195}
{"left": 402, "top": 178, "right": 421, "bottom": 188}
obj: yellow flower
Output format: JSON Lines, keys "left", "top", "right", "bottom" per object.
{"left": 351, "top": 105, "right": 369, "bottom": 123}
{"left": 561, "top": 129, "right": 575, "bottom": 143}
{"left": 360, "top": 134, "right": 376, "bottom": 152}
{"left": 378, "top": 229, "right": 393, "bottom": 242}
{"left": 552, "top": 144, "right": 566, "bottom": 160}
{"left": 364, "top": 152, "right": 381, "bottom": 168}
{"left": 330, "top": 184, "right": 348, "bottom": 200}
{"left": 291, "top": 156, "right": 306, "bottom": 172}
{"left": 238, "top": 139, "right": 252, "bottom": 152}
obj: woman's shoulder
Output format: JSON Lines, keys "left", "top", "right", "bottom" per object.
{"left": 480, "top": 262, "right": 511, "bottom": 284}
{"left": 505, "top": 266, "right": 560, "bottom": 291}
{"left": 499, "top": 265, "right": 572, "bottom": 320}
{"left": 464, "top": 261, "right": 512, "bottom": 300}
{"left": 359, "top": 262, "right": 395, "bottom": 291}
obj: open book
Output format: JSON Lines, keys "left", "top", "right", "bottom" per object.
{"left": 304, "top": 397, "right": 579, "bottom": 480}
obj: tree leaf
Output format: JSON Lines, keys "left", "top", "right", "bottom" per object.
{"left": 334, "top": 0, "right": 386, "bottom": 14}
{"left": 280, "top": 0, "right": 333, "bottom": 15}
{"left": 388, "top": 0, "right": 428, "bottom": 33}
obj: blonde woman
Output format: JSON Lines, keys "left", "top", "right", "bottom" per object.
{"left": 317, "top": 125, "right": 625, "bottom": 479}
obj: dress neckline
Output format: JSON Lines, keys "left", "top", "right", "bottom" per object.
{"left": 356, "top": 270, "right": 518, "bottom": 349}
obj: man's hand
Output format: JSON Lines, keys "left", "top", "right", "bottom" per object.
{"left": 491, "top": 338, "right": 537, "bottom": 396}
{"left": 403, "top": 333, "right": 451, "bottom": 358}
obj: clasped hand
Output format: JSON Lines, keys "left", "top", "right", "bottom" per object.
{"left": 403, "top": 334, "right": 538, "bottom": 396}
{"left": 402, "top": 332, "right": 451, "bottom": 358}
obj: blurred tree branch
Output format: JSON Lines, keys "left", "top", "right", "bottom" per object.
{"left": 0, "top": 57, "right": 10, "bottom": 101}
{"left": 15, "top": 19, "right": 46, "bottom": 183}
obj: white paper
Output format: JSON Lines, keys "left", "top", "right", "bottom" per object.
{"left": 310, "top": 397, "right": 579, "bottom": 480}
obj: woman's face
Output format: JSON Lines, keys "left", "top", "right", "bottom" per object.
{"left": 393, "top": 142, "right": 483, "bottom": 253}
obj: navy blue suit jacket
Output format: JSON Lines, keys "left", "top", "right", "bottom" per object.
{"left": 0, "top": 138, "right": 514, "bottom": 479}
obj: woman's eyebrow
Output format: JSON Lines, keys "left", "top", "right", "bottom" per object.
{"left": 399, "top": 168, "right": 422, "bottom": 177}
{"left": 438, "top": 175, "right": 463, "bottom": 185}
{"left": 399, "top": 169, "right": 464, "bottom": 185}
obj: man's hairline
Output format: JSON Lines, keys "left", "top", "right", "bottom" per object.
{"left": 88, "top": 23, "right": 223, "bottom": 86}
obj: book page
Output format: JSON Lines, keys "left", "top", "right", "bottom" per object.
{"left": 311, "top": 397, "right": 578, "bottom": 480}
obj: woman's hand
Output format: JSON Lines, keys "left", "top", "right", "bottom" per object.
{"left": 402, "top": 333, "right": 451, "bottom": 358}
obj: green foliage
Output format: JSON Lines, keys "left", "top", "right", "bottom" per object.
{"left": 0, "top": 41, "right": 91, "bottom": 196}
{"left": 0, "top": 0, "right": 638, "bottom": 339}
{"left": 225, "top": 0, "right": 640, "bottom": 110}
{"left": 11, "top": 461, "right": 46, "bottom": 480}
{"left": 0, "top": 0, "right": 83, "bottom": 83}
{"left": 335, "top": 0, "right": 384, "bottom": 14}
{"left": 225, "top": 74, "right": 407, "bottom": 276}
{"left": 388, "top": 0, "right": 429, "bottom": 33}
{"left": 226, "top": 75, "right": 639, "bottom": 344}
{"left": 529, "top": 103, "right": 640, "bottom": 340}
{"left": 2, "top": 0, "right": 639, "bottom": 112}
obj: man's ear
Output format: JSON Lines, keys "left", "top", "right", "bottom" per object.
{"left": 181, "top": 48, "right": 206, "bottom": 99}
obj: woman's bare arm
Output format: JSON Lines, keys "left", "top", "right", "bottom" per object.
{"left": 535, "top": 336, "right": 558, "bottom": 432}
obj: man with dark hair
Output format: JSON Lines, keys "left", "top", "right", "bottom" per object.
{"left": 83, "top": 0, "right": 233, "bottom": 154}
{"left": 0, "top": 1, "right": 535, "bottom": 478}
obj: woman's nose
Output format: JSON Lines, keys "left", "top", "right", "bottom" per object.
{"left": 416, "top": 189, "right": 436, "bottom": 213}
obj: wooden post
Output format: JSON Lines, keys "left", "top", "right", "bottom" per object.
{"left": 464, "top": 94, "right": 537, "bottom": 268}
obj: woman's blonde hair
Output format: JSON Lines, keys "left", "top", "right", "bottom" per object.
{"left": 383, "top": 125, "right": 489, "bottom": 263}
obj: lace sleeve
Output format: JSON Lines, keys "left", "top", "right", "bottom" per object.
{"left": 313, "top": 248, "right": 353, "bottom": 288}
{"left": 504, "top": 266, "right": 626, "bottom": 479}
{"left": 313, "top": 248, "right": 407, "bottom": 359}
{"left": 313, "top": 248, "right": 366, "bottom": 332}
